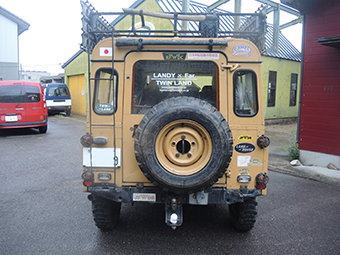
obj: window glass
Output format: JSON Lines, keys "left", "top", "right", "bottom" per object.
{"left": 290, "top": 73, "right": 298, "bottom": 106}
{"left": 25, "top": 86, "right": 40, "bottom": 102}
{"left": 93, "top": 68, "right": 118, "bottom": 115}
{"left": 0, "top": 86, "right": 24, "bottom": 103}
{"left": 267, "top": 71, "right": 277, "bottom": 107}
{"left": 132, "top": 60, "right": 218, "bottom": 114}
{"left": 48, "top": 86, "right": 69, "bottom": 97}
{"left": 0, "top": 85, "right": 40, "bottom": 103}
{"left": 234, "top": 70, "right": 258, "bottom": 116}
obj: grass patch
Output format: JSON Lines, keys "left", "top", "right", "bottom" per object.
{"left": 286, "top": 139, "right": 299, "bottom": 160}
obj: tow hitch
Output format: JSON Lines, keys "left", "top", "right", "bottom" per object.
{"left": 165, "top": 196, "right": 183, "bottom": 230}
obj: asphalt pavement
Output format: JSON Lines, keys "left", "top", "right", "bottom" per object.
{"left": 2, "top": 115, "right": 340, "bottom": 254}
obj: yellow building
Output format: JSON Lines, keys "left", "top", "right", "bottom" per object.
{"left": 62, "top": 0, "right": 301, "bottom": 120}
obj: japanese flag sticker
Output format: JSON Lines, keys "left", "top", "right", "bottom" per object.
{"left": 100, "top": 47, "right": 112, "bottom": 57}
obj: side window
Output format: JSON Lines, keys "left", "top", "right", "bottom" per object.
{"left": 290, "top": 73, "right": 298, "bottom": 106}
{"left": 93, "top": 68, "right": 118, "bottom": 115}
{"left": 233, "top": 70, "right": 258, "bottom": 117}
{"left": 132, "top": 60, "right": 218, "bottom": 114}
{"left": 25, "top": 86, "right": 40, "bottom": 102}
{"left": 267, "top": 71, "right": 277, "bottom": 107}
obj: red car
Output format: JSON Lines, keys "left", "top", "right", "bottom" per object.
{"left": 0, "top": 81, "right": 48, "bottom": 133}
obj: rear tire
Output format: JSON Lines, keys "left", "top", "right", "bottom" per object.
{"left": 229, "top": 197, "right": 258, "bottom": 232}
{"left": 39, "top": 125, "right": 47, "bottom": 133}
{"left": 91, "top": 196, "right": 121, "bottom": 231}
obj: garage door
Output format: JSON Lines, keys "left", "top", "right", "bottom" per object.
{"left": 68, "top": 74, "right": 86, "bottom": 115}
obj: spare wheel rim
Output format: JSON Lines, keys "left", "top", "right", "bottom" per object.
{"left": 155, "top": 119, "right": 212, "bottom": 176}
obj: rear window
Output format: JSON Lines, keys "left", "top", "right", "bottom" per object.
{"left": 0, "top": 85, "right": 40, "bottom": 103}
{"left": 132, "top": 60, "right": 218, "bottom": 114}
{"left": 47, "top": 86, "right": 69, "bottom": 97}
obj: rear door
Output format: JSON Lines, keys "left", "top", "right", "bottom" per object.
{"left": 24, "top": 85, "right": 44, "bottom": 123}
{"left": 122, "top": 51, "right": 227, "bottom": 183}
{"left": 0, "top": 85, "right": 27, "bottom": 124}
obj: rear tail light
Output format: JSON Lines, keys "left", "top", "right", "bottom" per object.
{"left": 84, "top": 181, "right": 92, "bottom": 186}
{"left": 256, "top": 172, "right": 269, "bottom": 189}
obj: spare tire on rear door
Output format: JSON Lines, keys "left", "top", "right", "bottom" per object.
{"left": 134, "top": 96, "right": 233, "bottom": 193}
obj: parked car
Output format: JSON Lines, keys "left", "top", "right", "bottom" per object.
{"left": 0, "top": 80, "right": 48, "bottom": 133}
{"left": 42, "top": 83, "right": 71, "bottom": 115}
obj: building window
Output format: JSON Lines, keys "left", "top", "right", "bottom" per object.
{"left": 290, "top": 73, "right": 298, "bottom": 106}
{"left": 267, "top": 71, "right": 277, "bottom": 107}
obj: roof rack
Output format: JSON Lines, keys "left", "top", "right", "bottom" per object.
{"left": 80, "top": 0, "right": 267, "bottom": 54}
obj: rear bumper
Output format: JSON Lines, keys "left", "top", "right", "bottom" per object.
{"left": 0, "top": 119, "right": 47, "bottom": 128}
{"left": 86, "top": 186, "right": 263, "bottom": 205}
{"left": 47, "top": 106, "right": 71, "bottom": 113}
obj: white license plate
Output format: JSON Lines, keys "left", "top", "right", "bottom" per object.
{"left": 5, "top": 115, "right": 18, "bottom": 122}
{"left": 133, "top": 193, "right": 156, "bottom": 202}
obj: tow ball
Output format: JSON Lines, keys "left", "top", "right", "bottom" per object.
{"left": 165, "top": 196, "right": 183, "bottom": 230}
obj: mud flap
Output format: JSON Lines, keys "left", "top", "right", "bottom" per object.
{"left": 165, "top": 196, "right": 183, "bottom": 229}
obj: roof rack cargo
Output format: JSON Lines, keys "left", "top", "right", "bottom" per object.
{"left": 80, "top": 0, "right": 267, "bottom": 54}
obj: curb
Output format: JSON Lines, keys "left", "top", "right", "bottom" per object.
{"left": 268, "top": 164, "right": 340, "bottom": 188}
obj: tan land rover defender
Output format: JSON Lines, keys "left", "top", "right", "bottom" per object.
{"left": 80, "top": 1, "right": 270, "bottom": 231}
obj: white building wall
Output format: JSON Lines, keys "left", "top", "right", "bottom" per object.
{"left": 0, "top": 15, "right": 18, "bottom": 63}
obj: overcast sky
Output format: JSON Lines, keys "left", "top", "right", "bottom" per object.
{"left": 0, "top": 0, "right": 302, "bottom": 75}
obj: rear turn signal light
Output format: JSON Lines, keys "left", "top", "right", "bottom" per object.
{"left": 257, "top": 135, "right": 270, "bottom": 149}
{"left": 256, "top": 172, "right": 269, "bottom": 189}
{"left": 80, "top": 133, "right": 93, "bottom": 147}
{"left": 82, "top": 171, "right": 93, "bottom": 186}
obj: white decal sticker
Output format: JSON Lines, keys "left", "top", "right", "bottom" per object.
{"left": 133, "top": 193, "right": 156, "bottom": 202}
{"left": 151, "top": 72, "right": 197, "bottom": 93}
{"left": 100, "top": 47, "right": 112, "bottom": 57}
{"left": 237, "top": 155, "right": 251, "bottom": 167}
{"left": 188, "top": 53, "right": 219, "bottom": 59}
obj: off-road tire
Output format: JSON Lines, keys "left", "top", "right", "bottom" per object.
{"left": 91, "top": 196, "right": 121, "bottom": 231}
{"left": 134, "top": 96, "right": 233, "bottom": 193}
{"left": 229, "top": 197, "right": 258, "bottom": 232}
